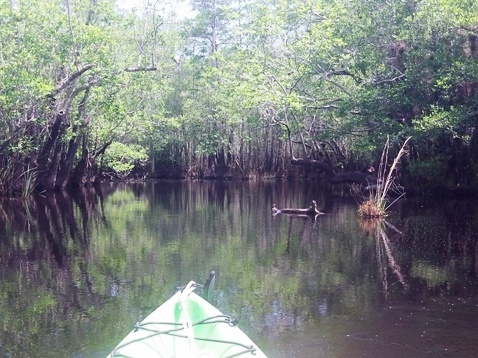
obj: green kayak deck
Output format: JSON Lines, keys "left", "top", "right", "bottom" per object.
{"left": 106, "top": 281, "right": 268, "bottom": 357}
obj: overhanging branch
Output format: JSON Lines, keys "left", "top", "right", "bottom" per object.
{"left": 47, "top": 64, "right": 95, "bottom": 98}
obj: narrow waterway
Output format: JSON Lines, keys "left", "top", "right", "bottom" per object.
{"left": 0, "top": 181, "right": 477, "bottom": 357}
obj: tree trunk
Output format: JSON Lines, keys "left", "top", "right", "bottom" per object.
{"left": 70, "top": 136, "right": 90, "bottom": 187}
{"left": 44, "top": 141, "right": 64, "bottom": 191}
{"left": 69, "top": 138, "right": 111, "bottom": 187}
{"left": 56, "top": 135, "right": 82, "bottom": 190}
{"left": 290, "top": 158, "right": 335, "bottom": 177}
{"left": 37, "top": 111, "right": 67, "bottom": 191}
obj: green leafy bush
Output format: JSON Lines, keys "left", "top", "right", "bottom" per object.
{"left": 101, "top": 142, "right": 148, "bottom": 178}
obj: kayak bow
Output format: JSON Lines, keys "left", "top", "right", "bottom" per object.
{"left": 106, "top": 281, "right": 268, "bottom": 357}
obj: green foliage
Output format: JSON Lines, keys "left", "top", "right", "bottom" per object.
{"left": 1, "top": 0, "right": 478, "bottom": 191}
{"left": 102, "top": 142, "right": 148, "bottom": 177}
{"left": 408, "top": 154, "right": 453, "bottom": 190}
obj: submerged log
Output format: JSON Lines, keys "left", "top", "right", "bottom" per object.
{"left": 272, "top": 200, "right": 324, "bottom": 216}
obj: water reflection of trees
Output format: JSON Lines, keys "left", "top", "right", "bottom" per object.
{"left": 0, "top": 188, "right": 107, "bottom": 356}
{"left": 261, "top": 205, "right": 409, "bottom": 335}
{"left": 2, "top": 183, "right": 478, "bottom": 355}
{"left": 398, "top": 200, "right": 478, "bottom": 299}
{"left": 3, "top": 181, "right": 332, "bottom": 354}
{"left": 360, "top": 201, "right": 478, "bottom": 303}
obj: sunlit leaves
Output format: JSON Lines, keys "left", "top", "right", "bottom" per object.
{"left": 1, "top": 0, "right": 477, "bottom": 185}
{"left": 102, "top": 142, "right": 148, "bottom": 177}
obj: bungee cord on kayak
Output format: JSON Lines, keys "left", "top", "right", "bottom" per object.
{"left": 107, "top": 278, "right": 267, "bottom": 358}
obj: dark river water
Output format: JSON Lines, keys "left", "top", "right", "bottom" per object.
{"left": 1, "top": 181, "right": 478, "bottom": 357}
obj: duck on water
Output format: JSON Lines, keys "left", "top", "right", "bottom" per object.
{"left": 272, "top": 200, "right": 324, "bottom": 216}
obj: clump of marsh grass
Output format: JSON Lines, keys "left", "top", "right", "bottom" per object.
{"left": 0, "top": 161, "right": 38, "bottom": 197}
{"left": 22, "top": 164, "right": 38, "bottom": 197}
{"left": 356, "top": 136, "right": 411, "bottom": 218}
{"left": 357, "top": 198, "right": 386, "bottom": 218}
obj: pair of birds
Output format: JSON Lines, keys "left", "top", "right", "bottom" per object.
{"left": 272, "top": 200, "right": 324, "bottom": 215}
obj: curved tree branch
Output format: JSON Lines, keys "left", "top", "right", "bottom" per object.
{"left": 47, "top": 64, "right": 96, "bottom": 98}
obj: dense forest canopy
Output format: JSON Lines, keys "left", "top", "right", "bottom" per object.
{"left": 1, "top": 0, "right": 477, "bottom": 196}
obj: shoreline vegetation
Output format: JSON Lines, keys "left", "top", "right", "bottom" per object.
{"left": 1, "top": 1, "right": 477, "bottom": 199}
{"left": 2, "top": 158, "right": 478, "bottom": 200}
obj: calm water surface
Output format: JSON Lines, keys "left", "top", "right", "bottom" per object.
{"left": 0, "top": 181, "right": 477, "bottom": 357}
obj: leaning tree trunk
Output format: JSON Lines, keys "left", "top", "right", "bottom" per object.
{"left": 70, "top": 136, "right": 91, "bottom": 188}
{"left": 37, "top": 65, "right": 96, "bottom": 192}
{"left": 70, "top": 137, "right": 111, "bottom": 187}
{"left": 44, "top": 140, "right": 65, "bottom": 191}
{"left": 37, "top": 111, "right": 67, "bottom": 191}
{"left": 56, "top": 135, "right": 82, "bottom": 190}
{"left": 56, "top": 87, "right": 91, "bottom": 190}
